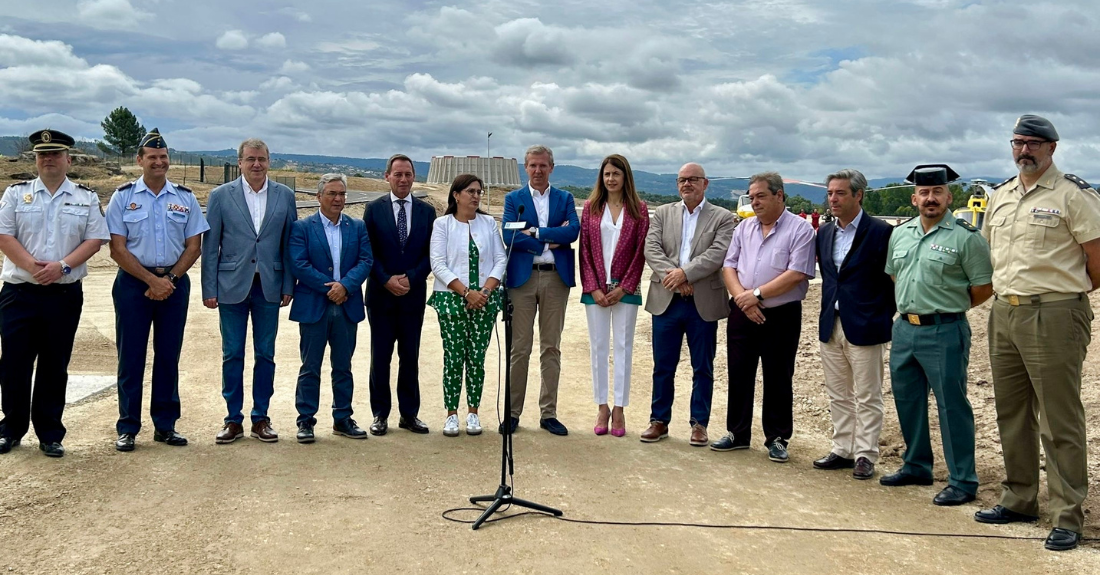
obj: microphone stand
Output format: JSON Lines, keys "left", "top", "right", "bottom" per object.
{"left": 469, "top": 204, "right": 563, "bottom": 530}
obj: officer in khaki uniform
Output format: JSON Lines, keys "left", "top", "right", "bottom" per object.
{"left": 973, "top": 115, "right": 1100, "bottom": 552}
{"left": 881, "top": 164, "right": 993, "bottom": 507}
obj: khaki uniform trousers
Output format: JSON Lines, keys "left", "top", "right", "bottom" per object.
{"left": 509, "top": 268, "right": 570, "bottom": 419}
{"left": 989, "top": 296, "right": 1091, "bottom": 532}
{"left": 820, "top": 318, "right": 886, "bottom": 462}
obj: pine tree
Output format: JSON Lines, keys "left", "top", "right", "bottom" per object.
{"left": 100, "top": 107, "right": 146, "bottom": 156}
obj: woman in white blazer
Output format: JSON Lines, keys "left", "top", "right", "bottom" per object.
{"left": 428, "top": 174, "right": 506, "bottom": 437}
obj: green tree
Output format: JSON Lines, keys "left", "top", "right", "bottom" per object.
{"left": 100, "top": 107, "right": 146, "bottom": 157}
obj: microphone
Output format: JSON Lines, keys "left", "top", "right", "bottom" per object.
{"left": 504, "top": 204, "right": 525, "bottom": 264}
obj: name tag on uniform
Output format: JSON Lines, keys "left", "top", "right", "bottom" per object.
{"left": 930, "top": 243, "right": 957, "bottom": 254}
{"left": 167, "top": 203, "right": 190, "bottom": 214}
{"left": 63, "top": 202, "right": 90, "bottom": 207}
{"left": 1030, "top": 207, "right": 1061, "bottom": 215}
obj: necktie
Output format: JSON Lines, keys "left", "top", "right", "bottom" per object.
{"left": 397, "top": 199, "right": 408, "bottom": 247}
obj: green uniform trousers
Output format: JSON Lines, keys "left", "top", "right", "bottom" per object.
{"left": 989, "top": 297, "right": 1091, "bottom": 532}
{"left": 889, "top": 317, "right": 978, "bottom": 494}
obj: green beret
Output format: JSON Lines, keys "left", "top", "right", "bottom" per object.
{"left": 1013, "top": 114, "right": 1059, "bottom": 142}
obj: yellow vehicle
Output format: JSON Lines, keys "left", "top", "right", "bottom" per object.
{"left": 953, "top": 179, "right": 992, "bottom": 229}
{"left": 736, "top": 193, "right": 755, "bottom": 220}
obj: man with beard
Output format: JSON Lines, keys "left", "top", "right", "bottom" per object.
{"left": 880, "top": 164, "right": 992, "bottom": 507}
{"left": 973, "top": 115, "right": 1100, "bottom": 552}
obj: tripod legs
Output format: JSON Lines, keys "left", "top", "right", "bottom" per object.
{"left": 469, "top": 484, "right": 563, "bottom": 530}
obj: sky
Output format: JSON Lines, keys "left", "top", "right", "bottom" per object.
{"left": 2, "top": 0, "right": 1099, "bottom": 180}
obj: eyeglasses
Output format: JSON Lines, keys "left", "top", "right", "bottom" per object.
{"left": 677, "top": 176, "right": 705, "bottom": 185}
{"left": 462, "top": 188, "right": 483, "bottom": 196}
{"left": 322, "top": 191, "right": 347, "bottom": 198}
{"left": 1010, "top": 139, "right": 1049, "bottom": 150}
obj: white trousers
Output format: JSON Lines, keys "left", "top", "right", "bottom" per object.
{"left": 585, "top": 302, "right": 639, "bottom": 407}
{"left": 819, "top": 318, "right": 886, "bottom": 462}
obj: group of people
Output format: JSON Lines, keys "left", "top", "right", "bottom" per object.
{"left": 0, "top": 113, "right": 1096, "bottom": 551}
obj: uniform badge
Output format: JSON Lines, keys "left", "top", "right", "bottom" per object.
{"left": 1030, "top": 207, "right": 1061, "bottom": 215}
{"left": 23, "top": 193, "right": 32, "bottom": 204}
{"left": 167, "top": 203, "right": 190, "bottom": 214}
{"left": 930, "top": 243, "right": 957, "bottom": 254}
{"left": 127, "top": 202, "right": 141, "bottom": 211}
{"left": 40, "top": 131, "right": 52, "bottom": 143}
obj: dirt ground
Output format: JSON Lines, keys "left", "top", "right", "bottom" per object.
{"left": 2, "top": 171, "right": 1100, "bottom": 573}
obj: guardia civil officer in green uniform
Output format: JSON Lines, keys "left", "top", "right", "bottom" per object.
{"left": 881, "top": 164, "right": 993, "bottom": 507}
{"left": 973, "top": 115, "right": 1100, "bottom": 552}
{"left": 0, "top": 130, "right": 110, "bottom": 458}
{"left": 106, "top": 129, "right": 209, "bottom": 452}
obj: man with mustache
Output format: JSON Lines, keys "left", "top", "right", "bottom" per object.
{"left": 880, "top": 164, "right": 992, "bottom": 508}
{"left": 974, "top": 115, "right": 1100, "bottom": 552}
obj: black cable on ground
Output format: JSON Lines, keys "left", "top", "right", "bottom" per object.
{"left": 442, "top": 506, "right": 1099, "bottom": 543}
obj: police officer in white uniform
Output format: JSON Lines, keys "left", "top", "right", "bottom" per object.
{"left": 0, "top": 129, "right": 110, "bottom": 458}
{"left": 106, "top": 129, "right": 209, "bottom": 452}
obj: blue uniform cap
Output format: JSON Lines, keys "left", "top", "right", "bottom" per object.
{"left": 139, "top": 128, "right": 167, "bottom": 149}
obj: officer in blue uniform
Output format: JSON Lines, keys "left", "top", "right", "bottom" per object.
{"left": 105, "top": 129, "right": 209, "bottom": 452}
{"left": 0, "top": 129, "right": 110, "bottom": 458}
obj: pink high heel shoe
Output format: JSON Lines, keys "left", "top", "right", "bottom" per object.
{"left": 610, "top": 409, "right": 626, "bottom": 437}
{"left": 594, "top": 409, "right": 610, "bottom": 436}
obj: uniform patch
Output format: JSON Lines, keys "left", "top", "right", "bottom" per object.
{"left": 126, "top": 202, "right": 142, "bottom": 211}
{"left": 23, "top": 193, "right": 32, "bottom": 204}
{"left": 63, "top": 202, "right": 90, "bottom": 207}
{"left": 930, "top": 243, "right": 958, "bottom": 254}
{"left": 167, "top": 203, "right": 190, "bottom": 214}
{"left": 1030, "top": 207, "right": 1061, "bottom": 215}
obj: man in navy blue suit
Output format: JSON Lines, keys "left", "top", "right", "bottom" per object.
{"left": 813, "top": 169, "right": 895, "bottom": 480}
{"left": 363, "top": 154, "right": 434, "bottom": 436}
{"left": 500, "top": 145, "right": 581, "bottom": 436}
{"left": 288, "top": 173, "right": 373, "bottom": 443}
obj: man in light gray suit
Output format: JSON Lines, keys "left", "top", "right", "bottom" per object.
{"left": 202, "top": 138, "right": 298, "bottom": 444}
{"left": 640, "top": 162, "right": 735, "bottom": 447}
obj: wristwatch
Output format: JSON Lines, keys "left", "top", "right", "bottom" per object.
{"left": 59, "top": 260, "right": 72, "bottom": 275}
{"left": 166, "top": 272, "right": 180, "bottom": 285}
{"left": 753, "top": 287, "right": 764, "bottom": 301}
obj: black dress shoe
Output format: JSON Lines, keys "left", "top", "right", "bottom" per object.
{"left": 369, "top": 417, "right": 388, "bottom": 436}
{"left": 813, "top": 452, "right": 855, "bottom": 470}
{"left": 498, "top": 417, "right": 519, "bottom": 434}
{"left": 710, "top": 432, "right": 750, "bottom": 452}
{"left": 399, "top": 417, "right": 429, "bottom": 434}
{"left": 0, "top": 436, "right": 19, "bottom": 454}
{"left": 974, "top": 505, "right": 1039, "bottom": 525}
{"left": 540, "top": 418, "right": 568, "bottom": 436}
{"left": 296, "top": 423, "right": 315, "bottom": 444}
{"left": 853, "top": 457, "right": 875, "bottom": 480}
{"left": 39, "top": 442, "right": 64, "bottom": 458}
{"left": 333, "top": 418, "right": 368, "bottom": 439}
{"left": 933, "top": 485, "right": 976, "bottom": 506}
{"left": 115, "top": 433, "right": 136, "bottom": 452}
{"left": 153, "top": 429, "right": 188, "bottom": 446}
{"left": 879, "top": 470, "right": 934, "bottom": 487}
{"left": 1045, "top": 528, "right": 1081, "bottom": 551}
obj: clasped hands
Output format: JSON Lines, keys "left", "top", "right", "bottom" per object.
{"left": 733, "top": 288, "right": 766, "bottom": 325}
{"left": 661, "top": 268, "right": 694, "bottom": 297}
{"left": 464, "top": 287, "right": 492, "bottom": 310}
{"left": 590, "top": 287, "right": 626, "bottom": 307}
{"left": 31, "top": 260, "right": 63, "bottom": 286}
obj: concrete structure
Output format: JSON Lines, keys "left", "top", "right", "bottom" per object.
{"left": 427, "top": 155, "right": 521, "bottom": 188}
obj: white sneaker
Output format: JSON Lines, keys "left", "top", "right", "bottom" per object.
{"left": 443, "top": 414, "right": 460, "bottom": 437}
{"left": 466, "top": 413, "right": 482, "bottom": 435}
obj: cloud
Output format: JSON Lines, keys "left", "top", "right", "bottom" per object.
{"left": 279, "top": 60, "right": 310, "bottom": 74}
{"left": 260, "top": 76, "right": 297, "bottom": 91}
{"left": 215, "top": 30, "right": 249, "bottom": 50}
{"left": 276, "top": 7, "right": 312, "bottom": 22}
{"left": 76, "top": 0, "right": 152, "bottom": 29}
{"left": 256, "top": 32, "right": 287, "bottom": 49}
{"left": 0, "top": 34, "right": 86, "bottom": 68}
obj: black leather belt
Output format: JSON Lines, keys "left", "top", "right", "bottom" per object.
{"left": 900, "top": 312, "right": 963, "bottom": 326}
{"left": 533, "top": 263, "right": 556, "bottom": 271}
{"left": 143, "top": 266, "right": 173, "bottom": 277}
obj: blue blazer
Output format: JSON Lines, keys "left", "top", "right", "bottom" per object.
{"left": 816, "top": 213, "right": 896, "bottom": 346}
{"left": 501, "top": 185, "right": 580, "bottom": 289}
{"left": 288, "top": 212, "right": 373, "bottom": 325}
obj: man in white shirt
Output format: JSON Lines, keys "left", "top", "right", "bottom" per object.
{"left": 201, "top": 138, "right": 298, "bottom": 444}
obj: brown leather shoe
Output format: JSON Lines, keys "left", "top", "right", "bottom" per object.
{"left": 689, "top": 424, "right": 708, "bottom": 447}
{"left": 639, "top": 421, "right": 669, "bottom": 443}
{"left": 215, "top": 422, "right": 244, "bottom": 444}
{"left": 250, "top": 420, "right": 278, "bottom": 443}
{"left": 853, "top": 457, "right": 875, "bottom": 480}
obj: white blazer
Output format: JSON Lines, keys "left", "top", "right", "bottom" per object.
{"left": 430, "top": 213, "right": 507, "bottom": 291}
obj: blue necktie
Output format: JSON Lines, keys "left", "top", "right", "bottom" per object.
{"left": 397, "top": 199, "right": 408, "bottom": 247}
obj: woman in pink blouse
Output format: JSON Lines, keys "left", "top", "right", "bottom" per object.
{"left": 579, "top": 154, "right": 649, "bottom": 437}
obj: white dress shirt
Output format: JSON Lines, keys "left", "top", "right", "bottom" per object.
{"left": 679, "top": 198, "right": 707, "bottom": 267}
{"left": 240, "top": 176, "right": 268, "bottom": 233}
{"left": 390, "top": 192, "right": 413, "bottom": 233}
{"left": 832, "top": 209, "right": 863, "bottom": 310}
{"left": 321, "top": 214, "right": 343, "bottom": 282}
{"left": 530, "top": 183, "right": 554, "bottom": 264}
{"left": 600, "top": 204, "right": 623, "bottom": 281}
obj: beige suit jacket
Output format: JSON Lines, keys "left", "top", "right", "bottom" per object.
{"left": 644, "top": 200, "right": 736, "bottom": 322}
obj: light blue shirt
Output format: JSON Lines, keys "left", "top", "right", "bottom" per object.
{"left": 831, "top": 209, "right": 863, "bottom": 310}
{"left": 0, "top": 177, "right": 110, "bottom": 283}
{"left": 105, "top": 177, "right": 209, "bottom": 267}
{"left": 321, "top": 213, "right": 343, "bottom": 281}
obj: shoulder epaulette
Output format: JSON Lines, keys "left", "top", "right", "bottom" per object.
{"left": 75, "top": 183, "right": 96, "bottom": 193}
{"left": 176, "top": 184, "right": 193, "bottom": 194}
{"left": 992, "top": 177, "right": 1015, "bottom": 190}
{"left": 115, "top": 182, "right": 134, "bottom": 192}
{"left": 956, "top": 218, "right": 978, "bottom": 232}
{"left": 1064, "top": 174, "right": 1094, "bottom": 191}
{"left": 9, "top": 180, "right": 32, "bottom": 188}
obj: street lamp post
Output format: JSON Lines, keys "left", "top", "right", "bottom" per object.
{"left": 487, "top": 131, "right": 493, "bottom": 209}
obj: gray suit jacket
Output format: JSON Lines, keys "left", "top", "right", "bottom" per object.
{"left": 201, "top": 178, "right": 297, "bottom": 305}
{"left": 644, "top": 201, "right": 736, "bottom": 322}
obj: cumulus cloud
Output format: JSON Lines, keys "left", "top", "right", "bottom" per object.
{"left": 76, "top": 0, "right": 153, "bottom": 29}
{"left": 279, "top": 60, "right": 310, "bottom": 74}
{"left": 260, "top": 76, "right": 297, "bottom": 91}
{"left": 256, "top": 32, "right": 287, "bottom": 49}
{"left": 215, "top": 30, "right": 249, "bottom": 50}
